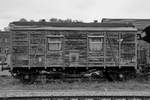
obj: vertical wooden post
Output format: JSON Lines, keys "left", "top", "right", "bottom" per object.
{"left": 86, "top": 32, "right": 89, "bottom": 67}
{"left": 44, "top": 31, "right": 47, "bottom": 69}
{"left": 104, "top": 32, "right": 106, "bottom": 68}
{"left": 10, "top": 31, "right": 13, "bottom": 70}
{"left": 135, "top": 31, "right": 138, "bottom": 70}
{"left": 29, "top": 31, "right": 31, "bottom": 68}
{"left": 118, "top": 32, "right": 121, "bottom": 68}
{"left": 28, "top": 31, "right": 30, "bottom": 68}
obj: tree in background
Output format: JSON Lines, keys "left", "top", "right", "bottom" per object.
{"left": 19, "top": 18, "right": 28, "bottom": 22}
{"left": 49, "top": 18, "right": 83, "bottom": 23}
{"left": 18, "top": 18, "right": 83, "bottom": 23}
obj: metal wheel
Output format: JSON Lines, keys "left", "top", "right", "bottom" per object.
{"left": 110, "top": 72, "right": 119, "bottom": 81}
{"left": 104, "top": 71, "right": 117, "bottom": 81}
{"left": 20, "top": 74, "right": 37, "bottom": 84}
{"left": 10, "top": 71, "right": 20, "bottom": 79}
{"left": 123, "top": 69, "right": 136, "bottom": 80}
{"left": 118, "top": 72, "right": 125, "bottom": 81}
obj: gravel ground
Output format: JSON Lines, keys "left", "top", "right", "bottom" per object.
{"left": 1, "top": 90, "right": 150, "bottom": 97}
{"left": 0, "top": 75, "right": 150, "bottom": 91}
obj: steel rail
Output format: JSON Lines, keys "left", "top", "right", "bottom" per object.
{"left": 1, "top": 95, "right": 150, "bottom": 100}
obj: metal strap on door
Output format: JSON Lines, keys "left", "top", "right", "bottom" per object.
{"left": 105, "top": 32, "right": 119, "bottom": 66}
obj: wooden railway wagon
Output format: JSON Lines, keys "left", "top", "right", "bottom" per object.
{"left": 7, "top": 22, "right": 138, "bottom": 83}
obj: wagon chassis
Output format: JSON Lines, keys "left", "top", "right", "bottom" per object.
{"left": 10, "top": 66, "right": 136, "bottom": 84}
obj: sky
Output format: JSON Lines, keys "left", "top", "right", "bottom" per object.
{"left": 0, "top": 0, "right": 150, "bottom": 30}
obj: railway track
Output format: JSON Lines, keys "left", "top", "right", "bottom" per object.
{"left": 0, "top": 90, "right": 150, "bottom": 100}
{"left": 1, "top": 95, "right": 150, "bottom": 100}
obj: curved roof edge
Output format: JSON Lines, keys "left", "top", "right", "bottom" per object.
{"left": 10, "top": 22, "right": 135, "bottom": 28}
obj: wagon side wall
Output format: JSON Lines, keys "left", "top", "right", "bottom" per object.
{"left": 10, "top": 30, "right": 137, "bottom": 70}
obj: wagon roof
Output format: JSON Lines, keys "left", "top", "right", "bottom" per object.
{"left": 10, "top": 21, "right": 135, "bottom": 27}
{"left": 102, "top": 18, "right": 150, "bottom": 31}
{"left": 9, "top": 22, "right": 137, "bottom": 31}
